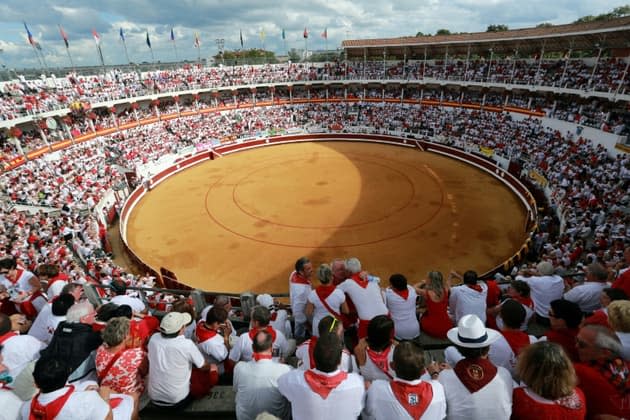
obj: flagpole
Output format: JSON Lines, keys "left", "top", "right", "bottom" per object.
{"left": 173, "top": 41, "right": 179, "bottom": 62}
{"left": 59, "top": 25, "right": 75, "bottom": 71}
{"left": 122, "top": 39, "right": 131, "bottom": 64}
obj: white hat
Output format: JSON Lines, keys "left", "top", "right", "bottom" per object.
{"left": 160, "top": 311, "right": 192, "bottom": 334}
{"left": 256, "top": 294, "right": 274, "bottom": 309}
{"left": 446, "top": 314, "right": 501, "bottom": 348}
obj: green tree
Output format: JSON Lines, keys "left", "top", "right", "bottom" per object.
{"left": 486, "top": 24, "right": 509, "bottom": 32}
{"left": 416, "top": 31, "right": 430, "bottom": 37}
{"left": 536, "top": 22, "right": 553, "bottom": 28}
{"left": 288, "top": 49, "right": 301, "bottom": 62}
{"left": 435, "top": 29, "right": 451, "bottom": 36}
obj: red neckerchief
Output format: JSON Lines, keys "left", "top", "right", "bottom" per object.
{"left": 248, "top": 326, "right": 277, "bottom": 342}
{"left": 304, "top": 370, "right": 348, "bottom": 399}
{"left": 590, "top": 357, "right": 630, "bottom": 395}
{"left": 7, "top": 268, "right": 23, "bottom": 285}
{"left": 308, "top": 337, "right": 318, "bottom": 369}
{"left": 366, "top": 345, "right": 394, "bottom": 379}
{"left": 195, "top": 321, "right": 218, "bottom": 343}
{"left": 29, "top": 385, "right": 75, "bottom": 420}
{"left": 453, "top": 358, "right": 498, "bottom": 393}
{"left": 270, "top": 311, "right": 278, "bottom": 321}
{"left": 290, "top": 271, "right": 310, "bottom": 285}
{"left": 0, "top": 331, "right": 17, "bottom": 345}
{"left": 513, "top": 295, "right": 534, "bottom": 309}
{"left": 47, "top": 274, "right": 68, "bottom": 288}
{"left": 351, "top": 273, "right": 368, "bottom": 289}
{"left": 467, "top": 284, "right": 483, "bottom": 292}
{"left": 391, "top": 287, "right": 409, "bottom": 300}
{"left": 253, "top": 352, "right": 273, "bottom": 361}
{"left": 390, "top": 380, "right": 433, "bottom": 420}
{"left": 500, "top": 329, "right": 530, "bottom": 356}
{"left": 315, "top": 284, "right": 336, "bottom": 301}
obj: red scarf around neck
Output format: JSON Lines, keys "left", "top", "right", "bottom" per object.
{"left": 195, "top": 321, "right": 218, "bottom": 343}
{"left": 590, "top": 357, "right": 630, "bottom": 395}
{"left": 366, "top": 345, "right": 394, "bottom": 379}
{"left": 248, "top": 325, "right": 277, "bottom": 342}
{"left": 291, "top": 271, "right": 310, "bottom": 285}
{"left": 467, "top": 284, "right": 483, "bottom": 292}
{"left": 513, "top": 295, "right": 534, "bottom": 309}
{"left": 316, "top": 284, "right": 337, "bottom": 301}
{"left": 304, "top": 370, "right": 348, "bottom": 399}
{"left": 30, "top": 385, "right": 75, "bottom": 420}
{"left": 390, "top": 380, "right": 433, "bottom": 420}
{"left": 391, "top": 287, "right": 409, "bottom": 300}
{"left": 0, "top": 331, "right": 17, "bottom": 345}
{"left": 351, "top": 273, "right": 368, "bottom": 289}
{"left": 453, "top": 357, "right": 498, "bottom": 393}
{"left": 253, "top": 352, "right": 273, "bottom": 362}
{"left": 307, "top": 337, "right": 318, "bottom": 369}
{"left": 500, "top": 329, "right": 530, "bottom": 356}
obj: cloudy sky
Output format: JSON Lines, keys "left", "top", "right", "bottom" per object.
{"left": 0, "top": 0, "right": 627, "bottom": 70}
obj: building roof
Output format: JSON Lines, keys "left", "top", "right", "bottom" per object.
{"left": 342, "top": 16, "right": 630, "bottom": 59}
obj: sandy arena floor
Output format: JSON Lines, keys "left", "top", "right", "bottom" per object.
{"left": 126, "top": 141, "right": 528, "bottom": 294}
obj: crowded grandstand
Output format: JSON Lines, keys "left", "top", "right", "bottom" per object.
{"left": 0, "top": 9, "right": 629, "bottom": 420}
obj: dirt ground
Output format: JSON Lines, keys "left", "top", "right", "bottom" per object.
{"left": 125, "top": 141, "right": 528, "bottom": 294}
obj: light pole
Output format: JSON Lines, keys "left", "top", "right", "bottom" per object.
{"left": 215, "top": 38, "right": 225, "bottom": 66}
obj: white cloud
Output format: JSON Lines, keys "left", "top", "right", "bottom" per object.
{"left": 0, "top": 0, "right": 628, "bottom": 69}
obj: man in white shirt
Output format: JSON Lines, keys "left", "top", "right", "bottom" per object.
{"left": 196, "top": 306, "right": 231, "bottom": 374}
{"left": 0, "top": 313, "right": 44, "bottom": 381}
{"left": 289, "top": 257, "right": 313, "bottom": 340}
{"left": 233, "top": 329, "right": 292, "bottom": 420}
{"left": 109, "top": 279, "right": 146, "bottom": 314}
{"left": 449, "top": 270, "right": 488, "bottom": 324}
{"left": 364, "top": 341, "right": 446, "bottom": 420}
{"left": 230, "top": 306, "right": 290, "bottom": 363}
{"left": 515, "top": 261, "right": 564, "bottom": 326}
{"left": 564, "top": 262, "right": 609, "bottom": 314}
{"left": 437, "top": 314, "right": 513, "bottom": 420}
{"left": 257, "top": 293, "right": 292, "bottom": 339}
{"left": 337, "top": 257, "right": 388, "bottom": 339}
{"left": 19, "top": 356, "right": 134, "bottom": 420}
{"left": 147, "top": 311, "right": 211, "bottom": 408}
{"left": 28, "top": 293, "right": 74, "bottom": 345}
{"left": 278, "top": 333, "right": 365, "bottom": 420}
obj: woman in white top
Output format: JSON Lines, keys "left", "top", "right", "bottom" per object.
{"left": 305, "top": 264, "right": 349, "bottom": 337}
{"left": 385, "top": 273, "right": 420, "bottom": 340}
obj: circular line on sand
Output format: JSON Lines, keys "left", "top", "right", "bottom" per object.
{"left": 203, "top": 150, "right": 446, "bottom": 248}
{"left": 230, "top": 155, "right": 416, "bottom": 229}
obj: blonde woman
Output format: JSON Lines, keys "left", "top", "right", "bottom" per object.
{"left": 607, "top": 300, "right": 630, "bottom": 359}
{"left": 512, "top": 341, "right": 586, "bottom": 419}
{"left": 416, "top": 271, "right": 452, "bottom": 339}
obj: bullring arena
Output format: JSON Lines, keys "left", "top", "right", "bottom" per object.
{"left": 0, "top": 10, "right": 629, "bottom": 419}
{"left": 124, "top": 138, "right": 529, "bottom": 293}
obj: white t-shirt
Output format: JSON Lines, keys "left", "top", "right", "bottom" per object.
{"left": 289, "top": 271, "right": 312, "bottom": 324}
{"left": 1, "top": 334, "right": 44, "bottom": 379}
{"left": 278, "top": 368, "right": 366, "bottom": 420}
{"left": 438, "top": 364, "right": 513, "bottom": 420}
{"left": 385, "top": 286, "right": 420, "bottom": 340}
{"left": 449, "top": 283, "right": 488, "bottom": 323}
{"left": 233, "top": 359, "right": 292, "bottom": 420}
{"left": 307, "top": 288, "right": 346, "bottom": 337}
{"left": 147, "top": 333, "right": 206, "bottom": 405}
{"left": 0, "top": 388, "right": 22, "bottom": 420}
{"left": 516, "top": 274, "right": 564, "bottom": 317}
{"left": 363, "top": 378, "right": 447, "bottom": 420}
{"left": 563, "top": 282, "right": 608, "bottom": 313}
{"left": 19, "top": 382, "right": 134, "bottom": 420}
{"left": 198, "top": 333, "right": 229, "bottom": 365}
{"left": 338, "top": 278, "right": 388, "bottom": 321}
{"left": 110, "top": 294, "right": 146, "bottom": 313}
